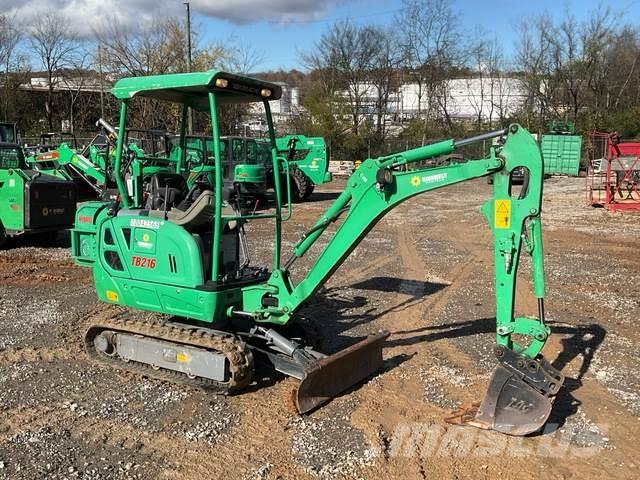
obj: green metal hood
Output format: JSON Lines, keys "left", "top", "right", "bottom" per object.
{"left": 111, "top": 70, "right": 282, "bottom": 111}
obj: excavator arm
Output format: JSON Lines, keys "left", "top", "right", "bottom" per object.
{"left": 242, "top": 124, "right": 564, "bottom": 433}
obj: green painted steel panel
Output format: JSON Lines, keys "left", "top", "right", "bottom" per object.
{"left": 540, "top": 134, "right": 582, "bottom": 176}
{"left": 111, "top": 70, "right": 282, "bottom": 111}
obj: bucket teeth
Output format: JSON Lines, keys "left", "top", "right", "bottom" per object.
{"left": 294, "top": 330, "right": 389, "bottom": 414}
{"left": 446, "top": 348, "right": 564, "bottom": 436}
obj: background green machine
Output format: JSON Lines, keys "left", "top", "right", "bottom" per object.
{"left": 26, "top": 139, "right": 108, "bottom": 194}
{"left": 173, "top": 134, "right": 330, "bottom": 205}
{"left": 540, "top": 121, "right": 583, "bottom": 176}
{"left": 71, "top": 70, "right": 563, "bottom": 436}
{"left": 0, "top": 143, "right": 76, "bottom": 247}
{"left": 0, "top": 122, "right": 17, "bottom": 143}
{"left": 268, "top": 135, "right": 332, "bottom": 202}
{"left": 169, "top": 134, "right": 269, "bottom": 202}
{"left": 23, "top": 121, "right": 178, "bottom": 201}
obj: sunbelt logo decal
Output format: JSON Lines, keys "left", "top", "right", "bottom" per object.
{"left": 137, "top": 232, "right": 154, "bottom": 249}
{"left": 42, "top": 207, "right": 65, "bottom": 216}
{"left": 411, "top": 172, "right": 448, "bottom": 187}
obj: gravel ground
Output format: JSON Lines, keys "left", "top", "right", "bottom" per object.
{"left": 0, "top": 176, "right": 639, "bottom": 479}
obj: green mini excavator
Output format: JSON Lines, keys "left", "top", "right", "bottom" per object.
{"left": 72, "top": 70, "right": 564, "bottom": 436}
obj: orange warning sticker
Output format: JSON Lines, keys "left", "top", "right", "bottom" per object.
{"left": 494, "top": 200, "right": 511, "bottom": 229}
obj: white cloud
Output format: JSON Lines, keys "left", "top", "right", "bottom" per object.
{"left": 1, "top": 0, "right": 347, "bottom": 37}
{"left": 190, "top": 0, "right": 343, "bottom": 24}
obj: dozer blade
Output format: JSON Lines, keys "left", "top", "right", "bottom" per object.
{"left": 445, "top": 346, "right": 564, "bottom": 436}
{"left": 295, "top": 330, "right": 390, "bottom": 414}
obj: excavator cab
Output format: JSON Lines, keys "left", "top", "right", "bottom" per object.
{"left": 72, "top": 70, "right": 563, "bottom": 436}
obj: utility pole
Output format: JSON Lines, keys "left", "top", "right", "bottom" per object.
{"left": 184, "top": 1, "right": 193, "bottom": 134}
{"left": 98, "top": 45, "right": 105, "bottom": 120}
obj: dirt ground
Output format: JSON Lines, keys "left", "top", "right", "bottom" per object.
{"left": 0, "top": 176, "right": 638, "bottom": 480}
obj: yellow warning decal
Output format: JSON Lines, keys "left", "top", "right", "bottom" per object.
{"left": 176, "top": 352, "right": 190, "bottom": 363}
{"left": 106, "top": 290, "right": 119, "bottom": 302}
{"left": 494, "top": 199, "right": 511, "bottom": 229}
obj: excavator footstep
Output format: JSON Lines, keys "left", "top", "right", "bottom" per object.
{"left": 295, "top": 330, "right": 390, "bottom": 414}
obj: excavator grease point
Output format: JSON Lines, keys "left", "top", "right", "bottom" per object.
{"left": 445, "top": 347, "right": 564, "bottom": 436}
{"left": 295, "top": 330, "right": 390, "bottom": 414}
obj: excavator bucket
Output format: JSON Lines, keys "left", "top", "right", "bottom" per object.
{"left": 295, "top": 330, "right": 390, "bottom": 414}
{"left": 445, "top": 346, "right": 564, "bottom": 436}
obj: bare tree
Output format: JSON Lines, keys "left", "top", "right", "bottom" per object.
{"left": 607, "top": 27, "right": 640, "bottom": 110}
{"left": 67, "top": 51, "right": 93, "bottom": 133}
{"left": 96, "top": 15, "right": 174, "bottom": 77}
{"left": 221, "top": 40, "right": 265, "bottom": 74}
{"left": 516, "top": 9, "right": 615, "bottom": 129}
{"left": 464, "top": 35, "right": 514, "bottom": 128}
{"left": 305, "top": 20, "right": 378, "bottom": 136}
{"left": 0, "top": 14, "right": 22, "bottom": 121}
{"left": 552, "top": 9, "right": 614, "bottom": 123}
{"left": 466, "top": 33, "right": 489, "bottom": 127}
{"left": 396, "top": 0, "right": 463, "bottom": 124}
{"left": 29, "top": 12, "right": 80, "bottom": 130}
{"left": 515, "top": 15, "right": 558, "bottom": 127}
{"left": 484, "top": 38, "right": 512, "bottom": 127}
{"left": 95, "top": 16, "right": 188, "bottom": 130}
{"left": 369, "top": 26, "right": 402, "bottom": 139}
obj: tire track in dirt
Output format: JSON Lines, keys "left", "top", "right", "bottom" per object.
{"left": 387, "top": 217, "right": 492, "bottom": 373}
{"left": 391, "top": 218, "right": 639, "bottom": 479}
{"left": 0, "top": 394, "right": 307, "bottom": 480}
{"left": 343, "top": 214, "right": 503, "bottom": 479}
{"left": 340, "top": 206, "right": 636, "bottom": 480}
{"left": 0, "top": 347, "right": 73, "bottom": 366}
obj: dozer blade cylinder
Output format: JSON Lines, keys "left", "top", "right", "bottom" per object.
{"left": 295, "top": 330, "right": 389, "bottom": 414}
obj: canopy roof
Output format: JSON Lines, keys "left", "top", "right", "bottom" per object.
{"left": 111, "top": 70, "right": 282, "bottom": 111}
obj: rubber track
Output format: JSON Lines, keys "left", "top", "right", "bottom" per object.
{"left": 84, "top": 314, "right": 254, "bottom": 394}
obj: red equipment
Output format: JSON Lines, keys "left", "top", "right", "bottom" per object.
{"left": 585, "top": 131, "right": 640, "bottom": 212}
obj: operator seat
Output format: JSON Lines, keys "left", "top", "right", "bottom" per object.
{"left": 148, "top": 188, "right": 238, "bottom": 230}
{"left": 165, "top": 190, "right": 215, "bottom": 228}
{"left": 146, "top": 186, "right": 240, "bottom": 281}
{"left": 147, "top": 173, "right": 188, "bottom": 210}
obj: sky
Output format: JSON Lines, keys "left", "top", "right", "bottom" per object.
{"left": 3, "top": 0, "right": 640, "bottom": 71}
